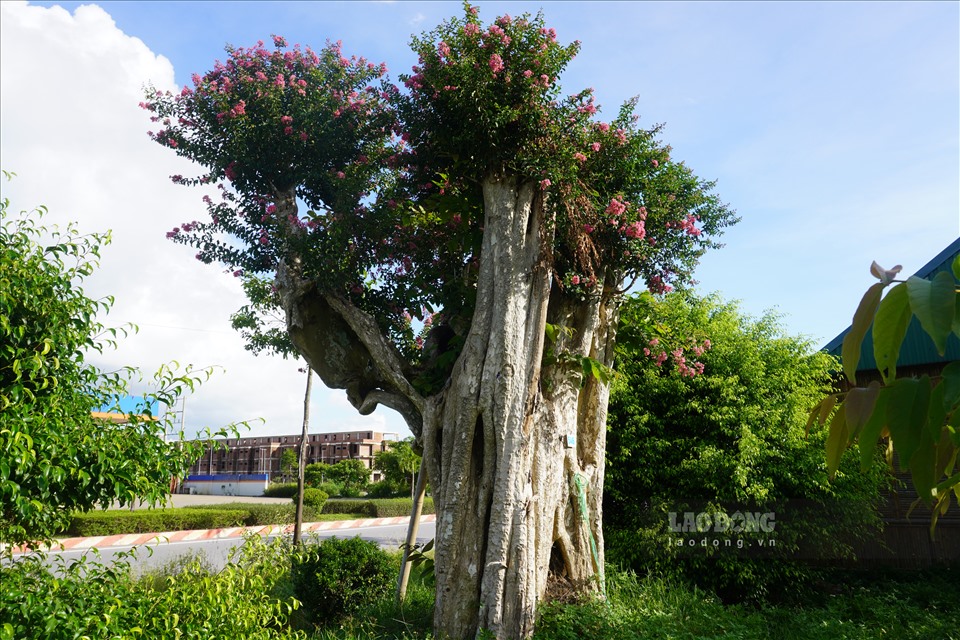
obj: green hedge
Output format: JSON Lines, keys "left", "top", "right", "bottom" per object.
{"left": 66, "top": 509, "right": 247, "bottom": 537}
{"left": 262, "top": 482, "right": 299, "bottom": 498}
{"left": 320, "top": 498, "right": 435, "bottom": 518}
{"left": 184, "top": 502, "right": 327, "bottom": 526}
{"left": 321, "top": 499, "right": 377, "bottom": 517}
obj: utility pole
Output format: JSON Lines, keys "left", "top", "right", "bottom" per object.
{"left": 293, "top": 365, "right": 312, "bottom": 545}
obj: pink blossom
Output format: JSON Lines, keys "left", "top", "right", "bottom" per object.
{"left": 651, "top": 159, "right": 659, "bottom": 168}
{"left": 598, "top": 122, "right": 610, "bottom": 133}
{"left": 284, "top": 126, "right": 294, "bottom": 135}
{"left": 523, "top": 70, "right": 533, "bottom": 78}
{"left": 703, "top": 339, "right": 712, "bottom": 350}
{"left": 605, "top": 198, "right": 626, "bottom": 216}
{"left": 649, "top": 338, "right": 659, "bottom": 346}
{"left": 583, "top": 224, "right": 594, "bottom": 233}
{"left": 539, "top": 178, "right": 552, "bottom": 190}
{"left": 571, "top": 275, "right": 581, "bottom": 285}
{"left": 464, "top": 23, "right": 480, "bottom": 37}
{"left": 272, "top": 35, "right": 287, "bottom": 48}
{"left": 300, "top": 131, "right": 308, "bottom": 141}
{"left": 590, "top": 142, "right": 601, "bottom": 152}
{"left": 281, "top": 115, "right": 293, "bottom": 125}
{"left": 573, "top": 152, "right": 587, "bottom": 162}
{"left": 266, "top": 204, "right": 277, "bottom": 214}
{"left": 336, "top": 171, "right": 346, "bottom": 179}
{"left": 438, "top": 41, "right": 452, "bottom": 59}
{"left": 624, "top": 221, "right": 645, "bottom": 240}
{"left": 489, "top": 53, "right": 504, "bottom": 74}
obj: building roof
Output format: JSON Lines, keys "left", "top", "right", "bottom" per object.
{"left": 824, "top": 237, "right": 960, "bottom": 371}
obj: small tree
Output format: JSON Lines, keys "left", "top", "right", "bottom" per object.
{"left": 0, "top": 182, "right": 223, "bottom": 547}
{"left": 279, "top": 448, "right": 298, "bottom": 482}
{"left": 374, "top": 438, "right": 421, "bottom": 498}
{"left": 326, "top": 459, "right": 371, "bottom": 496}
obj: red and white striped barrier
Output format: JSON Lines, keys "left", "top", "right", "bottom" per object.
{"left": 5, "top": 514, "right": 436, "bottom": 555}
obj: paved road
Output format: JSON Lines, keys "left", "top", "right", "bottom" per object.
{"left": 12, "top": 521, "right": 436, "bottom": 575}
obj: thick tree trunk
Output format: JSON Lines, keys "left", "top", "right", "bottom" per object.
{"left": 276, "top": 178, "right": 617, "bottom": 640}
{"left": 421, "top": 176, "right": 617, "bottom": 639}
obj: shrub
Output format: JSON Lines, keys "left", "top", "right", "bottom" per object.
{"left": 1, "top": 539, "right": 306, "bottom": 640}
{"left": 66, "top": 508, "right": 247, "bottom": 537}
{"left": 290, "top": 536, "right": 396, "bottom": 628}
{"left": 605, "top": 293, "right": 886, "bottom": 603}
{"left": 299, "top": 488, "right": 328, "bottom": 511}
{"left": 263, "top": 482, "right": 299, "bottom": 498}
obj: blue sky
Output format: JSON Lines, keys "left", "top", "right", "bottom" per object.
{"left": 2, "top": 1, "right": 957, "bottom": 439}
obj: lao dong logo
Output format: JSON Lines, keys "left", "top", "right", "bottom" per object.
{"left": 667, "top": 510, "right": 777, "bottom": 551}
{"left": 668, "top": 511, "right": 776, "bottom": 534}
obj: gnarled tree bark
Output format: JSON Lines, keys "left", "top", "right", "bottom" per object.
{"left": 276, "top": 175, "right": 617, "bottom": 639}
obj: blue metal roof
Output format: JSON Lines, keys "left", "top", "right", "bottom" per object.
{"left": 824, "top": 238, "right": 960, "bottom": 370}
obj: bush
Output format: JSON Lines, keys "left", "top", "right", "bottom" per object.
{"left": 290, "top": 536, "right": 396, "bottom": 628}
{"left": 605, "top": 293, "right": 886, "bottom": 603}
{"left": 1, "top": 539, "right": 306, "bottom": 640}
{"left": 66, "top": 509, "right": 247, "bottom": 537}
{"left": 366, "top": 479, "right": 410, "bottom": 498}
{"left": 263, "top": 482, "right": 299, "bottom": 498}
{"left": 299, "top": 488, "right": 328, "bottom": 511}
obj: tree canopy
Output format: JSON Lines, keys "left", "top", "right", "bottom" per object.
{"left": 146, "top": 7, "right": 735, "bottom": 389}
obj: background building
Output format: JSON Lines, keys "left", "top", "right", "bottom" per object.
{"left": 187, "top": 430, "right": 399, "bottom": 482}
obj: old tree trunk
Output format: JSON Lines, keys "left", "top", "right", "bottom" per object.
{"left": 278, "top": 176, "right": 617, "bottom": 639}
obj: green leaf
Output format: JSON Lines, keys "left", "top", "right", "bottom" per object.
{"left": 844, "top": 382, "right": 881, "bottom": 442}
{"left": 885, "top": 377, "right": 931, "bottom": 472}
{"left": 909, "top": 444, "right": 937, "bottom": 506}
{"left": 842, "top": 282, "right": 885, "bottom": 384}
{"left": 872, "top": 283, "right": 911, "bottom": 384}
{"left": 952, "top": 254, "right": 960, "bottom": 280}
{"left": 941, "top": 360, "right": 960, "bottom": 414}
{"left": 826, "top": 407, "right": 848, "bottom": 480}
{"left": 859, "top": 388, "right": 889, "bottom": 472}
{"left": 906, "top": 272, "right": 956, "bottom": 355}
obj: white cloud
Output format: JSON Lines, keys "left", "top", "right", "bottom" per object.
{"left": 0, "top": 1, "right": 408, "bottom": 440}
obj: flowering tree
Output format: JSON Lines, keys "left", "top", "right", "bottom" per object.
{"left": 145, "top": 7, "right": 735, "bottom": 638}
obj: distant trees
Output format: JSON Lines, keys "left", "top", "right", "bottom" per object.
{"left": 373, "top": 438, "right": 421, "bottom": 498}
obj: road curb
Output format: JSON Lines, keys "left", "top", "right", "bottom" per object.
{"left": 6, "top": 514, "right": 436, "bottom": 555}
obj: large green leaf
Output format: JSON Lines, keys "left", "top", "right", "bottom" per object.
{"left": 859, "top": 388, "right": 889, "bottom": 472}
{"left": 942, "top": 360, "right": 960, "bottom": 414}
{"left": 886, "top": 377, "right": 931, "bottom": 472}
{"left": 842, "top": 282, "right": 885, "bottom": 384}
{"left": 952, "top": 254, "right": 960, "bottom": 281}
{"left": 909, "top": 444, "right": 936, "bottom": 506}
{"left": 844, "top": 382, "right": 881, "bottom": 442}
{"left": 872, "top": 283, "right": 911, "bottom": 384}
{"left": 826, "top": 407, "right": 848, "bottom": 480}
{"left": 906, "top": 272, "right": 956, "bottom": 355}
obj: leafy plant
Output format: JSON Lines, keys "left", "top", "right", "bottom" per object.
{"left": 299, "top": 487, "right": 329, "bottom": 511}
{"left": 605, "top": 292, "right": 885, "bottom": 602}
{"left": 811, "top": 257, "right": 960, "bottom": 531}
{"left": 290, "top": 536, "right": 396, "bottom": 628}
{"left": 0, "top": 181, "right": 238, "bottom": 548}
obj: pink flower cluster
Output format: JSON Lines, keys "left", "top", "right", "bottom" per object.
{"left": 667, "top": 214, "right": 701, "bottom": 237}
{"left": 489, "top": 53, "right": 504, "bottom": 74}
